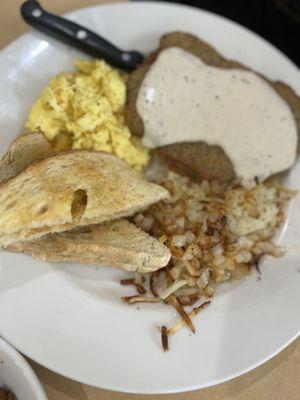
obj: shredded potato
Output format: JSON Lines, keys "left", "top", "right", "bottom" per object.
{"left": 124, "top": 168, "right": 295, "bottom": 351}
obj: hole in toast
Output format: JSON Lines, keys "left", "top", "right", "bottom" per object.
{"left": 71, "top": 189, "right": 87, "bottom": 220}
{"left": 36, "top": 204, "right": 48, "bottom": 216}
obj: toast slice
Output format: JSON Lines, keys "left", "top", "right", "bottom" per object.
{"left": 0, "top": 133, "right": 170, "bottom": 272}
{"left": 8, "top": 219, "right": 171, "bottom": 273}
{"left": 0, "top": 149, "right": 169, "bottom": 246}
{"left": 125, "top": 32, "right": 300, "bottom": 183}
{"left": 0, "top": 131, "right": 54, "bottom": 182}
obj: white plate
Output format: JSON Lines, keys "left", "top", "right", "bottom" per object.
{"left": 0, "top": 337, "right": 47, "bottom": 400}
{"left": 0, "top": 1, "right": 299, "bottom": 394}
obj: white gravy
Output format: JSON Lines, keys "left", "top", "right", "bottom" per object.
{"left": 137, "top": 47, "right": 297, "bottom": 184}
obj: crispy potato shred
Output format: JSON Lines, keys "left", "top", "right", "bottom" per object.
{"left": 122, "top": 170, "right": 295, "bottom": 351}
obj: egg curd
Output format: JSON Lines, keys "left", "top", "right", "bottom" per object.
{"left": 26, "top": 59, "right": 149, "bottom": 170}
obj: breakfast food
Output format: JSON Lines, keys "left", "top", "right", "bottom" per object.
{"left": 0, "top": 30, "right": 297, "bottom": 351}
{"left": 128, "top": 167, "right": 295, "bottom": 349}
{"left": 9, "top": 219, "right": 171, "bottom": 273}
{"left": 0, "top": 133, "right": 170, "bottom": 272}
{"left": 0, "top": 131, "right": 53, "bottom": 182}
{"left": 26, "top": 59, "right": 149, "bottom": 170}
{"left": 0, "top": 150, "right": 169, "bottom": 246}
{"left": 156, "top": 142, "right": 235, "bottom": 184}
{"left": 122, "top": 31, "right": 298, "bottom": 346}
{"left": 126, "top": 32, "right": 300, "bottom": 184}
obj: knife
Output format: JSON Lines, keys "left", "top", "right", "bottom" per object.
{"left": 21, "top": 0, "right": 144, "bottom": 71}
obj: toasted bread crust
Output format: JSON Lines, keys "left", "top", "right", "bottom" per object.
{"left": 0, "top": 131, "right": 54, "bottom": 182}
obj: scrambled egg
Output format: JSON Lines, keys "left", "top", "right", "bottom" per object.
{"left": 26, "top": 59, "right": 149, "bottom": 170}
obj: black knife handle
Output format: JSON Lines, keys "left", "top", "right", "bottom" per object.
{"left": 21, "top": 0, "right": 143, "bottom": 71}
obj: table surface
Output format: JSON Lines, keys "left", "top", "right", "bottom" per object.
{"left": 0, "top": 1, "right": 299, "bottom": 399}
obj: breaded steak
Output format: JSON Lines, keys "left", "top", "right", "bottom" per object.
{"left": 125, "top": 32, "right": 300, "bottom": 183}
